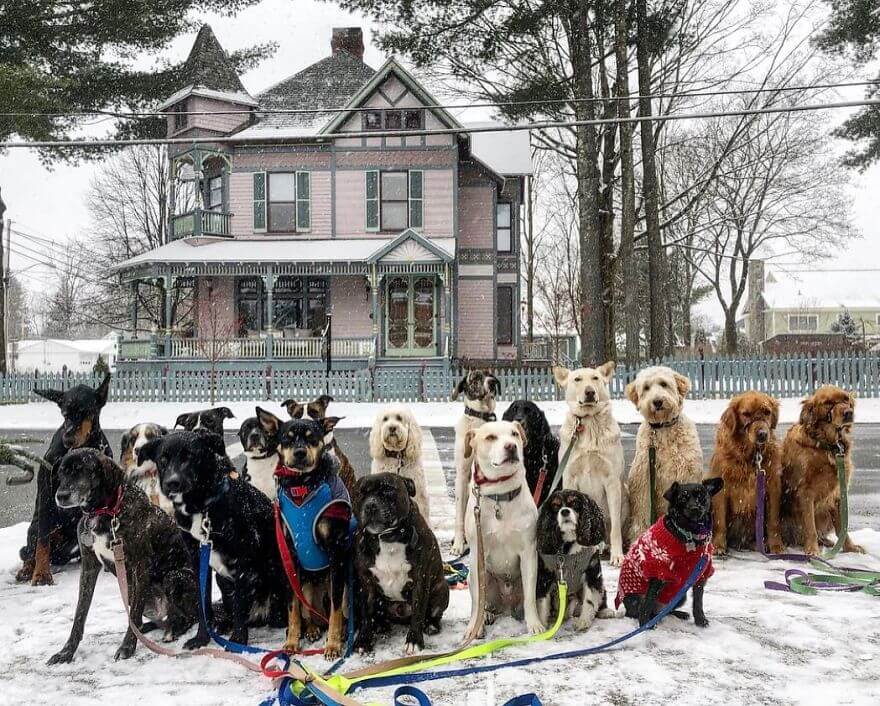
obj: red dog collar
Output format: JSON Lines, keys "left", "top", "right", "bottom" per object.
{"left": 86, "top": 485, "right": 125, "bottom": 522}
{"left": 472, "top": 461, "right": 517, "bottom": 486}
{"left": 274, "top": 462, "right": 303, "bottom": 479}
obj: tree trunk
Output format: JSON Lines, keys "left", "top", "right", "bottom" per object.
{"left": 570, "top": 4, "right": 605, "bottom": 366}
{"left": 615, "top": 0, "right": 639, "bottom": 366}
{"left": 724, "top": 309, "right": 738, "bottom": 354}
{"left": 636, "top": 0, "right": 665, "bottom": 358}
{"left": 526, "top": 173, "right": 534, "bottom": 342}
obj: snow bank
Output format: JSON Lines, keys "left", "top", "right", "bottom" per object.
{"left": 3, "top": 397, "right": 880, "bottom": 430}
{"left": 1, "top": 522, "right": 879, "bottom": 705}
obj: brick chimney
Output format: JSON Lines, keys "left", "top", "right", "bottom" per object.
{"left": 331, "top": 27, "right": 364, "bottom": 61}
{"left": 747, "top": 259, "right": 766, "bottom": 345}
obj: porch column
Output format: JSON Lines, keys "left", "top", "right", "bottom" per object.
{"left": 262, "top": 270, "right": 275, "bottom": 360}
{"left": 370, "top": 264, "right": 380, "bottom": 360}
{"left": 164, "top": 273, "right": 174, "bottom": 356}
{"left": 130, "top": 280, "right": 139, "bottom": 338}
{"left": 443, "top": 263, "right": 453, "bottom": 359}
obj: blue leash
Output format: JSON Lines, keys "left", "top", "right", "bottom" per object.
{"left": 347, "top": 555, "right": 709, "bottom": 694}
{"left": 393, "top": 686, "right": 542, "bottom": 706}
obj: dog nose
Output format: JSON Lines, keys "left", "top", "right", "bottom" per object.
{"left": 652, "top": 399, "right": 664, "bottom": 411}
{"left": 560, "top": 508, "right": 571, "bottom": 518}
{"left": 504, "top": 442, "right": 516, "bottom": 454}
{"left": 163, "top": 476, "right": 181, "bottom": 494}
{"left": 843, "top": 410, "right": 854, "bottom": 422}
{"left": 756, "top": 429, "right": 768, "bottom": 443}
{"left": 584, "top": 390, "right": 596, "bottom": 402}
{"left": 293, "top": 448, "right": 308, "bottom": 460}
{"left": 55, "top": 490, "right": 71, "bottom": 505}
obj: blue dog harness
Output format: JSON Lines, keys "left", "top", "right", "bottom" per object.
{"left": 276, "top": 471, "right": 354, "bottom": 572}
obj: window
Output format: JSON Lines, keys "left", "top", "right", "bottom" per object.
{"left": 236, "top": 276, "right": 327, "bottom": 335}
{"left": 173, "top": 101, "right": 188, "bottom": 131}
{"left": 497, "top": 286, "right": 514, "bottom": 345}
{"left": 361, "top": 109, "right": 424, "bottom": 131}
{"left": 207, "top": 176, "right": 223, "bottom": 211}
{"left": 366, "top": 170, "right": 423, "bottom": 231}
{"left": 497, "top": 203, "right": 512, "bottom": 252}
{"left": 789, "top": 314, "right": 818, "bottom": 332}
{"left": 268, "top": 172, "right": 311, "bottom": 232}
{"left": 237, "top": 278, "right": 262, "bottom": 335}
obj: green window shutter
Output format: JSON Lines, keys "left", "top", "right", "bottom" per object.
{"left": 365, "top": 170, "right": 379, "bottom": 231}
{"left": 408, "top": 170, "right": 423, "bottom": 230}
{"left": 253, "top": 171, "right": 267, "bottom": 232}
{"left": 296, "top": 171, "right": 311, "bottom": 232}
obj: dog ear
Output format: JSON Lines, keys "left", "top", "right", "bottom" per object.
{"left": 597, "top": 360, "right": 615, "bottom": 382}
{"left": 217, "top": 407, "right": 235, "bottom": 420}
{"left": 451, "top": 374, "right": 468, "bottom": 401}
{"left": 463, "top": 429, "right": 477, "bottom": 459}
{"left": 402, "top": 477, "right": 417, "bottom": 498}
{"left": 624, "top": 381, "right": 639, "bottom": 406}
{"left": 281, "top": 399, "right": 299, "bottom": 418}
{"left": 576, "top": 499, "right": 606, "bottom": 547}
{"left": 719, "top": 404, "right": 738, "bottom": 436}
{"left": 33, "top": 387, "right": 64, "bottom": 405}
{"left": 157, "top": 425, "right": 169, "bottom": 436}
{"left": 663, "top": 481, "right": 680, "bottom": 504}
{"left": 95, "top": 373, "right": 112, "bottom": 407}
{"left": 511, "top": 420, "right": 527, "bottom": 449}
{"left": 536, "top": 501, "right": 563, "bottom": 555}
{"left": 799, "top": 397, "right": 815, "bottom": 430}
{"left": 769, "top": 397, "right": 780, "bottom": 430}
{"left": 487, "top": 374, "right": 501, "bottom": 396}
{"left": 174, "top": 412, "right": 192, "bottom": 430}
{"left": 673, "top": 372, "right": 691, "bottom": 400}
{"left": 137, "top": 438, "right": 162, "bottom": 466}
{"left": 702, "top": 477, "right": 724, "bottom": 496}
{"left": 120, "top": 432, "right": 131, "bottom": 455}
{"left": 552, "top": 366, "right": 570, "bottom": 387}
{"left": 318, "top": 394, "right": 334, "bottom": 408}
{"left": 849, "top": 391, "right": 857, "bottom": 409}
{"left": 321, "top": 416, "right": 342, "bottom": 435}
{"left": 256, "top": 407, "right": 280, "bottom": 435}
{"left": 198, "top": 430, "right": 227, "bottom": 459}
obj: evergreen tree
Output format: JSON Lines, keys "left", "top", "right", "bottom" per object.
{"left": 92, "top": 354, "right": 111, "bottom": 377}
{"left": 831, "top": 309, "right": 860, "bottom": 342}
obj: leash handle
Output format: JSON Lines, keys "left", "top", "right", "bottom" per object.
{"left": 647, "top": 442, "right": 657, "bottom": 525}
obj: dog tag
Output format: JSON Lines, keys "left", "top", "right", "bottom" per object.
{"left": 576, "top": 424, "right": 584, "bottom": 434}
{"left": 686, "top": 542, "right": 695, "bottom": 551}
{"left": 495, "top": 503, "right": 503, "bottom": 521}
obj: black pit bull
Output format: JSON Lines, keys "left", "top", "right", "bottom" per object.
{"left": 18, "top": 373, "right": 113, "bottom": 586}
{"left": 353, "top": 472, "right": 449, "bottom": 655}
{"left": 46, "top": 449, "right": 199, "bottom": 664}
{"left": 174, "top": 406, "right": 235, "bottom": 436}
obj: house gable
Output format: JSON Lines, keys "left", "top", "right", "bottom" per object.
{"left": 368, "top": 229, "right": 454, "bottom": 263}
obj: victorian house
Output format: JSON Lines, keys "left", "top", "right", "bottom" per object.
{"left": 113, "top": 26, "right": 535, "bottom": 371}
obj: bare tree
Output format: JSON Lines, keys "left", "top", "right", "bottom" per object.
{"left": 194, "top": 288, "right": 240, "bottom": 406}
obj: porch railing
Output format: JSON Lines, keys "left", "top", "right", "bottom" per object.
{"left": 522, "top": 339, "right": 549, "bottom": 360}
{"left": 272, "top": 336, "right": 375, "bottom": 359}
{"left": 118, "top": 338, "right": 152, "bottom": 361}
{"left": 170, "top": 337, "right": 265, "bottom": 359}
{"left": 171, "top": 208, "right": 232, "bottom": 239}
{"left": 117, "top": 335, "right": 375, "bottom": 361}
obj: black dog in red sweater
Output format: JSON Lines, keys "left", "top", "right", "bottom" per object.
{"left": 616, "top": 478, "right": 723, "bottom": 627}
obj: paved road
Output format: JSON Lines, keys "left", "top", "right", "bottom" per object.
{"left": 1, "top": 424, "right": 878, "bottom": 531}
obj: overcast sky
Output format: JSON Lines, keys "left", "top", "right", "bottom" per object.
{"left": 0, "top": 0, "right": 877, "bottom": 325}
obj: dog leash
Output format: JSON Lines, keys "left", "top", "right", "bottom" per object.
{"left": 274, "top": 500, "right": 329, "bottom": 624}
{"left": 391, "top": 686, "right": 543, "bottom": 706}
{"left": 538, "top": 419, "right": 582, "bottom": 508}
{"left": 645, "top": 418, "right": 676, "bottom": 524}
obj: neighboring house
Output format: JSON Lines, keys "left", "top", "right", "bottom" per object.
{"left": 12, "top": 337, "right": 118, "bottom": 373}
{"left": 741, "top": 260, "right": 880, "bottom": 351}
{"left": 112, "top": 25, "right": 534, "bottom": 371}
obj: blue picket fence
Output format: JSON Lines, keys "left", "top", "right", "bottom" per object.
{"left": 2, "top": 351, "right": 880, "bottom": 404}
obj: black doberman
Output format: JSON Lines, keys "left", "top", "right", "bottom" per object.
{"left": 17, "top": 373, "right": 113, "bottom": 585}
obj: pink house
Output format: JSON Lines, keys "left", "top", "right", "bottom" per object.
{"left": 113, "top": 26, "right": 535, "bottom": 371}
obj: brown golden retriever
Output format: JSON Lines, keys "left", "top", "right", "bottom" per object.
{"left": 709, "top": 391, "right": 783, "bottom": 555}
{"left": 781, "top": 385, "right": 863, "bottom": 556}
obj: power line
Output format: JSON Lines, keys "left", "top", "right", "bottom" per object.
{"left": 1, "top": 79, "right": 877, "bottom": 119}
{"left": 4, "top": 96, "right": 879, "bottom": 150}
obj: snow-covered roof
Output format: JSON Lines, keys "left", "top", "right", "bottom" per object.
{"left": 111, "top": 236, "right": 456, "bottom": 272}
{"left": 159, "top": 85, "right": 258, "bottom": 111}
{"left": 761, "top": 268, "right": 880, "bottom": 310}
{"left": 468, "top": 122, "right": 534, "bottom": 176}
{"left": 16, "top": 339, "right": 116, "bottom": 354}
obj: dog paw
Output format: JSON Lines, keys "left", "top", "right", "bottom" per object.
{"left": 15, "top": 561, "right": 34, "bottom": 583}
{"left": 694, "top": 615, "right": 709, "bottom": 628}
{"left": 228, "top": 629, "right": 248, "bottom": 646}
{"left": 304, "top": 624, "right": 323, "bottom": 643}
{"left": 573, "top": 614, "right": 595, "bottom": 631}
{"left": 353, "top": 637, "right": 373, "bottom": 655}
{"left": 609, "top": 552, "right": 624, "bottom": 567}
{"left": 714, "top": 544, "right": 727, "bottom": 557}
{"left": 598, "top": 607, "right": 623, "bottom": 619}
{"left": 803, "top": 543, "right": 821, "bottom": 557}
{"left": 183, "top": 634, "right": 209, "bottom": 650}
{"left": 424, "top": 622, "right": 441, "bottom": 636}
{"left": 31, "top": 569, "right": 54, "bottom": 586}
{"left": 47, "top": 648, "right": 74, "bottom": 665}
{"left": 323, "top": 640, "right": 343, "bottom": 661}
{"left": 404, "top": 630, "right": 424, "bottom": 654}
{"left": 767, "top": 541, "right": 785, "bottom": 555}
{"left": 483, "top": 610, "right": 496, "bottom": 626}
{"left": 844, "top": 541, "right": 865, "bottom": 554}
{"left": 451, "top": 537, "right": 467, "bottom": 557}
{"left": 282, "top": 639, "right": 301, "bottom": 654}
{"left": 114, "top": 643, "right": 136, "bottom": 661}
{"left": 526, "top": 616, "right": 545, "bottom": 635}
{"left": 404, "top": 642, "right": 422, "bottom": 656}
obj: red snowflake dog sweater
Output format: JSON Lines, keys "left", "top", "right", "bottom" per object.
{"left": 615, "top": 516, "right": 714, "bottom": 608}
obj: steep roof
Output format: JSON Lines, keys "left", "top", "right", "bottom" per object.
{"left": 243, "top": 51, "right": 375, "bottom": 137}
{"left": 760, "top": 268, "right": 880, "bottom": 310}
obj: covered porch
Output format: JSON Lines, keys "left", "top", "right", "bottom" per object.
{"left": 112, "top": 231, "right": 455, "bottom": 366}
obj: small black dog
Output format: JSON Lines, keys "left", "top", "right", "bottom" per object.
{"left": 503, "top": 400, "right": 560, "bottom": 505}
{"left": 46, "top": 449, "right": 198, "bottom": 664}
{"left": 18, "top": 373, "right": 113, "bottom": 586}
{"left": 138, "top": 429, "right": 288, "bottom": 648}
{"left": 616, "top": 479, "right": 723, "bottom": 628}
{"left": 174, "top": 407, "right": 235, "bottom": 436}
{"left": 353, "top": 473, "right": 449, "bottom": 655}
{"left": 237, "top": 415, "right": 278, "bottom": 498}
{"left": 536, "top": 490, "right": 611, "bottom": 630}
{"left": 256, "top": 408, "right": 352, "bottom": 659}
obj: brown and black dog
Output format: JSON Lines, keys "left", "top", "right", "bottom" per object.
{"left": 708, "top": 391, "right": 783, "bottom": 555}
{"left": 283, "top": 395, "right": 356, "bottom": 492}
{"left": 17, "top": 373, "right": 113, "bottom": 585}
{"left": 781, "top": 385, "right": 864, "bottom": 556}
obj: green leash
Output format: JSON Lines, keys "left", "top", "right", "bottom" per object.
{"left": 538, "top": 419, "right": 583, "bottom": 508}
{"left": 648, "top": 444, "right": 657, "bottom": 525}
{"left": 821, "top": 445, "right": 849, "bottom": 559}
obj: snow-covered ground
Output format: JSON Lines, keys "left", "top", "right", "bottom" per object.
{"left": 4, "top": 397, "right": 880, "bottom": 430}
{"left": 1, "top": 520, "right": 879, "bottom": 706}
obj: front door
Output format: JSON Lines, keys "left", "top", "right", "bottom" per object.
{"left": 385, "top": 275, "right": 437, "bottom": 356}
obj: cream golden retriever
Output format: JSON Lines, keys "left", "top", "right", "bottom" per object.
{"left": 625, "top": 366, "right": 703, "bottom": 542}
{"left": 553, "top": 362, "right": 628, "bottom": 566}
{"left": 369, "top": 404, "right": 429, "bottom": 521}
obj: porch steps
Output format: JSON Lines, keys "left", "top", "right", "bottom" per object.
{"left": 422, "top": 429, "right": 455, "bottom": 539}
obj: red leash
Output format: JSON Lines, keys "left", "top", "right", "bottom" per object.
{"left": 532, "top": 468, "right": 547, "bottom": 506}
{"left": 273, "top": 501, "right": 328, "bottom": 624}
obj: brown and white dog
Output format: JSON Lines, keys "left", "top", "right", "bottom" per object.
{"left": 369, "top": 404, "right": 429, "bottom": 522}
{"left": 708, "top": 392, "right": 783, "bottom": 555}
{"left": 464, "top": 421, "right": 544, "bottom": 635}
{"left": 553, "top": 362, "right": 628, "bottom": 566}
{"left": 120, "top": 423, "right": 170, "bottom": 512}
{"left": 625, "top": 366, "right": 704, "bottom": 543}
{"left": 284, "top": 395, "right": 356, "bottom": 493}
{"left": 451, "top": 370, "right": 500, "bottom": 556}
{"left": 781, "top": 385, "right": 863, "bottom": 555}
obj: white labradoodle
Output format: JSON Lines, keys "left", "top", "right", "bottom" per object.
{"left": 369, "top": 404, "right": 429, "bottom": 522}
{"left": 625, "top": 365, "right": 704, "bottom": 543}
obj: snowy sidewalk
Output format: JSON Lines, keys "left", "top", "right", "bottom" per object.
{"left": 1, "top": 522, "right": 878, "bottom": 705}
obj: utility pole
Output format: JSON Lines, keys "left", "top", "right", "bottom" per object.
{"left": 0, "top": 188, "right": 6, "bottom": 374}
